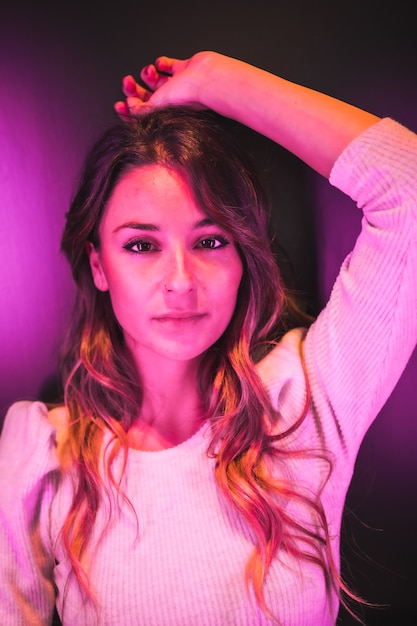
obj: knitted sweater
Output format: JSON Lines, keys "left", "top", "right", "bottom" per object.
{"left": 1, "top": 118, "right": 416, "bottom": 626}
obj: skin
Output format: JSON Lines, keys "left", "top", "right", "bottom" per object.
{"left": 87, "top": 164, "right": 243, "bottom": 450}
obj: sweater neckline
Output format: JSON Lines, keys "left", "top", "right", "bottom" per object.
{"left": 109, "top": 420, "right": 212, "bottom": 464}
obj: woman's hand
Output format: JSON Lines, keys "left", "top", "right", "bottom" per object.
{"left": 114, "top": 52, "right": 213, "bottom": 119}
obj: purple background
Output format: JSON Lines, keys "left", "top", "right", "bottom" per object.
{"left": 1, "top": 1, "right": 416, "bottom": 623}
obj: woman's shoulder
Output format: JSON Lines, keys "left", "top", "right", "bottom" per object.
{"left": 2, "top": 399, "right": 50, "bottom": 435}
{"left": 256, "top": 328, "right": 308, "bottom": 418}
{"left": 2, "top": 399, "right": 68, "bottom": 434}
{"left": 257, "top": 328, "right": 307, "bottom": 380}
{"left": 0, "top": 400, "right": 68, "bottom": 474}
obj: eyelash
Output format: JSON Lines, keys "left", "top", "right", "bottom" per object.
{"left": 197, "top": 235, "right": 230, "bottom": 249}
{"left": 123, "top": 239, "right": 157, "bottom": 253}
{"left": 123, "top": 235, "right": 230, "bottom": 254}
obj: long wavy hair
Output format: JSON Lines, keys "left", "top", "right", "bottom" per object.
{"left": 59, "top": 106, "right": 353, "bottom": 621}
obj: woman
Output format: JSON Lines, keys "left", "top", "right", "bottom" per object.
{"left": 0, "top": 51, "right": 416, "bottom": 625}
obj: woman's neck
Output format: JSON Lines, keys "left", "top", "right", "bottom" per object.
{"left": 128, "top": 354, "right": 207, "bottom": 451}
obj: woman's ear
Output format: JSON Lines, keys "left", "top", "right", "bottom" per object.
{"left": 86, "top": 242, "right": 109, "bottom": 292}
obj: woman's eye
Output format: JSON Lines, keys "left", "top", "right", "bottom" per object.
{"left": 198, "top": 236, "right": 229, "bottom": 249}
{"left": 123, "top": 240, "right": 156, "bottom": 253}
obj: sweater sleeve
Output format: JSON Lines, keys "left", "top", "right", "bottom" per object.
{"left": 0, "top": 401, "right": 60, "bottom": 625}
{"left": 304, "top": 118, "right": 417, "bottom": 457}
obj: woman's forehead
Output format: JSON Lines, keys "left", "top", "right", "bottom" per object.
{"left": 100, "top": 164, "right": 210, "bottom": 232}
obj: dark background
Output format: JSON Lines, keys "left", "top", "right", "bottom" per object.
{"left": 1, "top": 1, "right": 416, "bottom": 624}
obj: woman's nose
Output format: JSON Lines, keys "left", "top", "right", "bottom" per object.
{"left": 163, "top": 249, "right": 196, "bottom": 293}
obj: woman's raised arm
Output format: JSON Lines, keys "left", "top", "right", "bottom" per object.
{"left": 114, "top": 51, "right": 380, "bottom": 177}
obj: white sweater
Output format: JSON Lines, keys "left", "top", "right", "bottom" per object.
{"left": 1, "top": 118, "right": 416, "bottom": 625}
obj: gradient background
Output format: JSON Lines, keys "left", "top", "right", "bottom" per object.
{"left": 1, "top": 1, "right": 416, "bottom": 624}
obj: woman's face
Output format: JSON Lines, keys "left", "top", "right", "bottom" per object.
{"left": 88, "top": 164, "right": 243, "bottom": 371}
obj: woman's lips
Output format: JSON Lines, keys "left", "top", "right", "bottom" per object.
{"left": 153, "top": 312, "right": 207, "bottom": 326}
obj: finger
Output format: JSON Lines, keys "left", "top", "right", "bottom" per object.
{"left": 154, "top": 56, "right": 182, "bottom": 74}
{"left": 122, "top": 75, "right": 150, "bottom": 100}
{"left": 140, "top": 64, "right": 170, "bottom": 91}
{"left": 125, "top": 95, "right": 152, "bottom": 116}
{"left": 122, "top": 75, "right": 140, "bottom": 96}
{"left": 114, "top": 101, "right": 134, "bottom": 122}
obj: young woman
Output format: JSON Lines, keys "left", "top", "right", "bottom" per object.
{"left": 0, "top": 51, "right": 416, "bottom": 625}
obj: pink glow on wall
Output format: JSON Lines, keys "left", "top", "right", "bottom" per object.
{"left": 0, "top": 44, "right": 78, "bottom": 416}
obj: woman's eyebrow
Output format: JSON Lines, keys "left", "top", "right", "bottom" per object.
{"left": 194, "top": 218, "right": 215, "bottom": 228}
{"left": 112, "top": 217, "right": 215, "bottom": 234}
{"left": 113, "top": 222, "right": 159, "bottom": 233}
